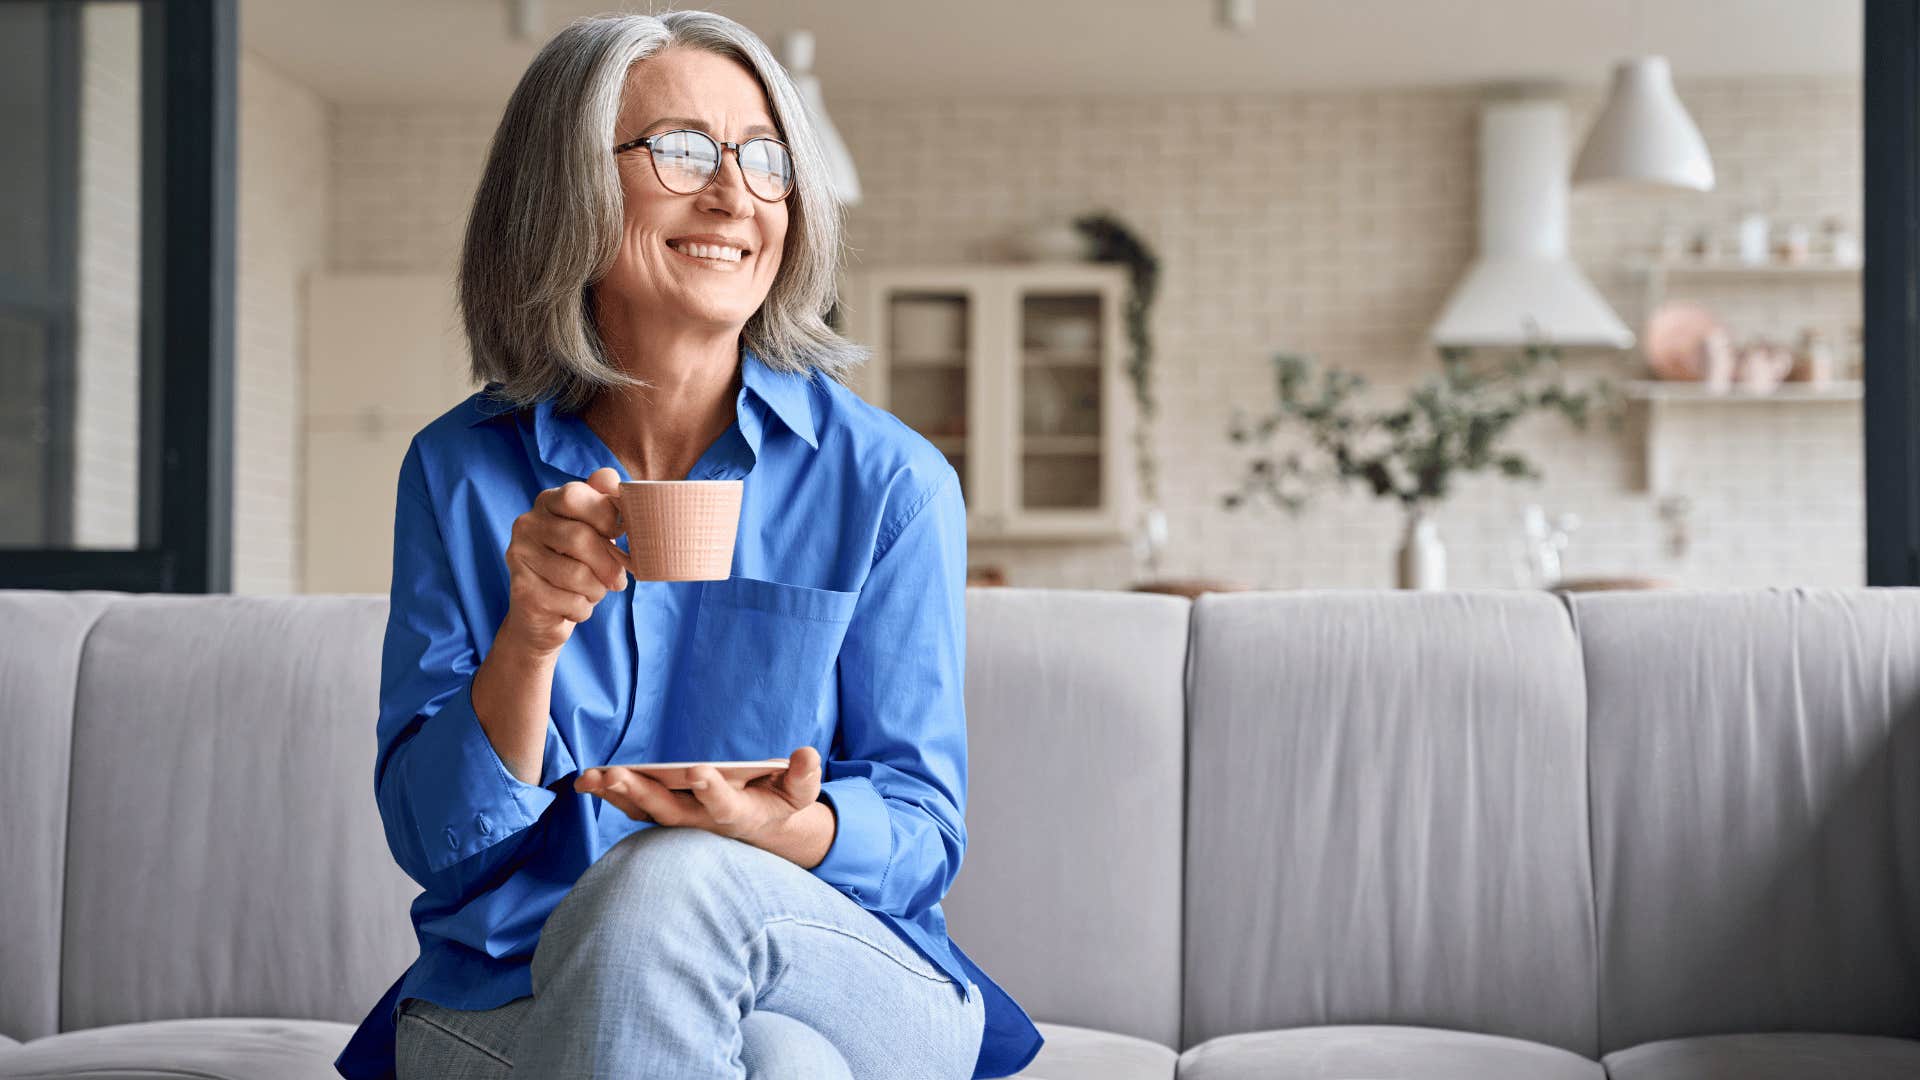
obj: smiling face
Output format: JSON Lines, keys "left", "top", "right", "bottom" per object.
{"left": 599, "top": 46, "right": 789, "bottom": 339}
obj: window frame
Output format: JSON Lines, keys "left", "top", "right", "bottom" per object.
{"left": 1865, "top": 0, "right": 1920, "bottom": 586}
{"left": 0, "top": 0, "right": 236, "bottom": 592}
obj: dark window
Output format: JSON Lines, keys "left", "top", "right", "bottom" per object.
{"left": 0, "top": 0, "right": 235, "bottom": 592}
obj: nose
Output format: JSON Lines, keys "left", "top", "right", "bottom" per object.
{"left": 699, "top": 146, "right": 754, "bottom": 211}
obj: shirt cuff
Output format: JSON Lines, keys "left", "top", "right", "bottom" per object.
{"left": 403, "top": 677, "right": 577, "bottom": 873}
{"left": 812, "top": 776, "right": 893, "bottom": 904}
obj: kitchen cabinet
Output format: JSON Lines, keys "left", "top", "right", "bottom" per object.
{"left": 839, "top": 264, "right": 1134, "bottom": 542}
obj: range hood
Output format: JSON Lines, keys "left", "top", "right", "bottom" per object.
{"left": 1428, "top": 96, "right": 1634, "bottom": 350}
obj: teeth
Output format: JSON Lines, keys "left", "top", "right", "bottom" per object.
{"left": 670, "top": 240, "right": 743, "bottom": 263}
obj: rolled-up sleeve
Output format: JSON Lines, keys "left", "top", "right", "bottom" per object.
{"left": 814, "top": 464, "right": 969, "bottom": 918}
{"left": 374, "top": 439, "right": 578, "bottom": 890}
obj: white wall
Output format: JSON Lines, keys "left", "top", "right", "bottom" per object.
{"left": 331, "top": 105, "right": 492, "bottom": 275}
{"left": 324, "top": 75, "right": 1862, "bottom": 591}
{"left": 236, "top": 52, "right": 329, "bottom": 593}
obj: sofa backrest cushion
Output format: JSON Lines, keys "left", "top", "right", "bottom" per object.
{"left": 942, "top": 588, "right": 1191, "bottom": 1050}
{"left": 0, "top": 591, "right": 116, "bottom": 1042}
{"left": 1182, "top": 591, "right": 1599, "bottom": 1058}
{"left": 1573, "top": 589, "right": 1920, "bottom": 1054}
{"left": 59, "top": 594, "right": 417, "bottom": 1031}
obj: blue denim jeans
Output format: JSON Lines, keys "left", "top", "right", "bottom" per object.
{"left": 395, "top": 825, "right": 985, "bottom": 1079}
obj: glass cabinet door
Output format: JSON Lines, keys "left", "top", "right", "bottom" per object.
{"left": 841, "top": 266, "right": 1129, "bottom": 541}
{"left": 1014, "top": 291, "right": 1106, "bottom": 513}
{"left": 882, "top": 290, "right": 972, "bottom": 502}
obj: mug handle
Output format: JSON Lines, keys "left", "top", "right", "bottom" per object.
{"left": 608, "top": 493, "right": 633, "bottom": 575}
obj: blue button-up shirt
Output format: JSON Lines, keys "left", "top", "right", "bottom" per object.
{"left": 334, "top": 348, "right": 1043, "bottom": 1079}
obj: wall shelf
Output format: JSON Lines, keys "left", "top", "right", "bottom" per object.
{"left": 1625, "top": 379, "right": 1863, "bottom": 402}
{"left": 1628, "top": 379, "right": 1862, "bottom": 494}
{"left": 1631, "top": 259, "right": 1864, "bottom": 353}
{"left": 1625, "top": 252, "right": 1863, "bottom": 497}
{"left": 1632, "top": 258, "right": 1862, "bottom": 280}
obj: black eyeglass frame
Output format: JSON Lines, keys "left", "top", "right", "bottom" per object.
{"left": 613, "top": 129, "right": 795, "bottom": 202}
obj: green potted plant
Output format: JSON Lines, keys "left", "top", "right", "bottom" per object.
{"left": 1222, "top": 343, "right": 1622, "bottom": 588}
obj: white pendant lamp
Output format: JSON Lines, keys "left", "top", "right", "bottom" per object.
{"left": 1572, "top": 56, "right": 1715, "bottom": 192}
{"left": 780, "top": 31, "right": 861, "bottom": 207}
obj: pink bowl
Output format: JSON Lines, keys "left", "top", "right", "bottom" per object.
{"left": 1644, "top": 301, "right": 1726, "bottom": 381}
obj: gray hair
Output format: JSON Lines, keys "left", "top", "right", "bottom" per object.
{"left": 458, "top": 10, "right": 868, "bottom": 413}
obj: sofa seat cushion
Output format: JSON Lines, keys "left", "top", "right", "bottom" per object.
{"left": 1012, "top": 1021, "right": 1177, "bottom": 1079}
{"left": 0, "top": 1018, "right": 353, "bottom": 1079}
{"left": 1176, "top": 1025, "right": 1604, "bottom": 1080}
{"left": 1602, "top": 1032, "right": 1920, "bottom": 1079}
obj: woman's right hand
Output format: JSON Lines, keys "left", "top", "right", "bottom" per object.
{"left": 502, "top": 466, "right": 629, "bottom": 656}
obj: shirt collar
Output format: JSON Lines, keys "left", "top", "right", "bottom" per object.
{"left": 478, "top": 347, "right": 820, "bottom": 481}
{"left": 739, "top": 346, "right": 820, "bottom": 451}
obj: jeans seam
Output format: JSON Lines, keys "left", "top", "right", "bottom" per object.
{"left": 762, "top": 914, "right": 954, "bottom": 986}
{"left": 400, "top": 1006, "right": 514, "bottom": 1066}
{"left": 753, "top": 921, "right": 792, "bottom": 1005}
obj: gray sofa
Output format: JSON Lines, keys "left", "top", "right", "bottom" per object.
{"left": 2, "top": 585, "right": 1918, "bottom": 1079}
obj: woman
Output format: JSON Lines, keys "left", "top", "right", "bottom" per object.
{"left": 331, "top": 11, "right": 1043, "bottom": 1080}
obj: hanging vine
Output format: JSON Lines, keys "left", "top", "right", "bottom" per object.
{"left": 1072, "top": 211, "right": 1162, "bottom": 514}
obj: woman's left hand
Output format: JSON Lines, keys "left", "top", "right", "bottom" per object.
{"left": 573, "top": 746, "right": 822, "bottom": 844}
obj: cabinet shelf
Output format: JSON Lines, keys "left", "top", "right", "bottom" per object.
{"left": 1022, "top": 434, "right": 1103, "bottom": 455}
{"left": 1022, "top": 349, "right": 1101, "bottom": 368}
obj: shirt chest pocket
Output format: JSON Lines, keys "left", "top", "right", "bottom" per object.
{"left": 667, "top": 575, "right": 860, "bottom": 761}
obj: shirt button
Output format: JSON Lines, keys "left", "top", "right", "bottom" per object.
{"left": 475, "top": 814, "right": 492, "bottom": 836}
{"left": 444, "top": 827, "right": 458, "bottom": 850}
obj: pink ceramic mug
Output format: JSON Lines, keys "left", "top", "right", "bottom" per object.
{"left": 615, "top": 479, "right": 743, "bottom": 581}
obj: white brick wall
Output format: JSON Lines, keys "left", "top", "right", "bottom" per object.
{"left": 236, "top": 53, "right": 329, "bottom": 593}
{"left": 332, "top": 105, "right": 495, "bottom": 273}
{"left": 72, "top": 3, "right": 142, "bottom": 550}
{"left": 328, "top": 74, "right": 1863, "bottom": 590}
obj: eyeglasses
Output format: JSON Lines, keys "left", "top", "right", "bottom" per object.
{"left": 613, "top": 129, "right": 795, "bottom": 202}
